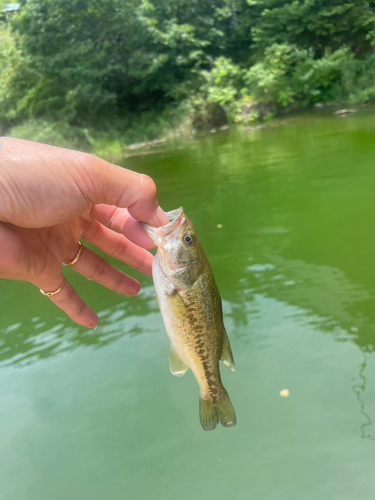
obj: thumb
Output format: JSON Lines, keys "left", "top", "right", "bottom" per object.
{"left": 89, "top": 158, "right": 169, "bottom": 227}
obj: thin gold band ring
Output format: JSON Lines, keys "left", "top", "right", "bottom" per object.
{"left": 40, "top": 279, "right": 67, "bottom": 297}
{"left": 63, "top": 242, "right": 83, "bottom": 267}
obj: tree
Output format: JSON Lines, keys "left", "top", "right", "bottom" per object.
{"left": 249, "top": 0, "right": 375, "bottom": 58}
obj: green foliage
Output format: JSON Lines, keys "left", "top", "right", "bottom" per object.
{"left": 7, "top": 119, "right": 92, "bottom": 149}
{"left": 187, "top": 43, "right": 375, "bottom": 128}
{"left": 5, "top": 0, "right": 168, "bottom": 120}
{"left": 340, "top": 54, "right": 375, "bottom": 103}
{"left": 244, "top": 44, "right": 350, "bottom": 108}
{"left": 249, "top": 0, "right": 375, "bottom": 58}
{"left": 182, "top": 95, "right": 228, "bottom": 131}
{"left": 202, "top": 57, "right": 243, "bottom": 105}
{"left": 1, "top": 0, "right": 229, "bottom": 125}
{"left": 6, "top": 105, "right": 187, "bottom": 159}
{"left": 2, "top": 0, "right": 375, "bottom": 144}
{"left": 0, "top": 0, "right": 9, "bottom": 12}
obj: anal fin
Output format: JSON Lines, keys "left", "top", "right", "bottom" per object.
{"left": 169, "top": 345, "right": 189, "bottom": 377}
{"left": 221, "top": 330, "right": 235, "bottom": 372}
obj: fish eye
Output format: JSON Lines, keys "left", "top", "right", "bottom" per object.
{"left": 183, "top": 234, "right": 193, "bottom": 245}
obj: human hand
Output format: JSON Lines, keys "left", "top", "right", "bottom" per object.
{"left": 0, "top": 137, "right": 169, "bottom": 327}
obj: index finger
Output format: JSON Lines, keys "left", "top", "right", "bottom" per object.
{"left": 91, "top": 204, "right": 155, "bottom": 249}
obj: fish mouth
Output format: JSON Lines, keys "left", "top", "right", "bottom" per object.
{"left": 142, "top": 207, "right": 185, "bottom": 246}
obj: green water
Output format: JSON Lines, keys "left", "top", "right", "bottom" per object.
{"left": 2, "top": 109, "right": 375, "bottom": 499}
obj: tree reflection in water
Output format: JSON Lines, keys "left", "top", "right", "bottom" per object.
{"left": 0, "top": 285, "right": 159, "bottom": 368}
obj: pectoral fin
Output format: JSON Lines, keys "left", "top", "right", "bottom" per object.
{"left": 221, "top": 330, "right": 235, "bottom": 372}
{"left": 169, "top": 346, "right": 189, "bottom": 377}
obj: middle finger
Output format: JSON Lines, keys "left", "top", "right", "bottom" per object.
{"left": 70, "top": 245, "right": 141, "bottom": 296}
{"left": 91, "top": 204, "right": 155, "bottom": 249}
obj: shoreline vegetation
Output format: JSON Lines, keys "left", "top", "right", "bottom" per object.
{"left": 1, "top": 103, "right": 365, "bottom": 162}
{"left": 1, "top": 0, "right": 375, "bottom": 160}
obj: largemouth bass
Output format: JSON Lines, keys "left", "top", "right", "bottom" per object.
{"left": 143, "top": 208, "right": 236, "bottom": 431}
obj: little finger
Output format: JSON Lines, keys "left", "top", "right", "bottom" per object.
{"left": 36, "top": 276, "right": 99, "bottom": 328}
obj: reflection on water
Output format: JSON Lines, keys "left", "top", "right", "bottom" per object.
{"left": 0, "top": 286, "right": 159, "bottom": 368}
{"left": 352, "top": 352, "right": 374, "bottom": 440}
{"left": 231, "top": 255, "right": 375, "bottom": 439}
{"left": 240, "top": 256, "right": 373, "bottom": 348}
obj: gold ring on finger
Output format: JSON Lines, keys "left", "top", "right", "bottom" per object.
{"left": 40, "top": 279, "right": 67, "bottom": 297}
{"left": 63, "top": 242, "right": 83, "bottom": 267}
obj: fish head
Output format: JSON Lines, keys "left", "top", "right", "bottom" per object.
{"left": 142, "top": 207, "right": 205, "bottom": 287}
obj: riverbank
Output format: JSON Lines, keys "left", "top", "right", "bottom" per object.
{"left": 1, "top": 104, "right": 193, "bottom": 161}
{"left": 3, "top": 102, "right": 367, "bottom": 163}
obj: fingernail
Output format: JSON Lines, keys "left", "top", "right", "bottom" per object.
{"left": 129, "top": 283, "right": 141, "bottom": 296}
{"left": 85, "top": 312, "right": 99, "bottom": 329}
{"left": 153, "top": 206, "right": 169, "bottom": 227}
{"left": 121, "top": 279, "right": 141, "bottom": 296}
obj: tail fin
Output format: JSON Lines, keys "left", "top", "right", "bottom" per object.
{"left": 199, "top": 389, "right": 237, "bottom": 431}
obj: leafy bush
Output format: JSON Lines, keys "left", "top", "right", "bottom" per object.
{"left": 244, "top": 44, "right": 351, "bottom": 108}
{"left": 182, "top": 57, "right": 243, "bottom": 128}
{"left": 7, "top": 119, "right": 92, "bottom": 149}
{"left": 340, "top": 54, "right": 375, "bottom": 103}
{"left": 185, "top": 44, "right": 375, "bottom": 127}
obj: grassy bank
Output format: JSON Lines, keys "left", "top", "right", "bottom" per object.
{"left": 3, "top": 106, "right": 193, "bottom": 160}
{"left": 3, "top": 98, "right": 370, "bottom": 163}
